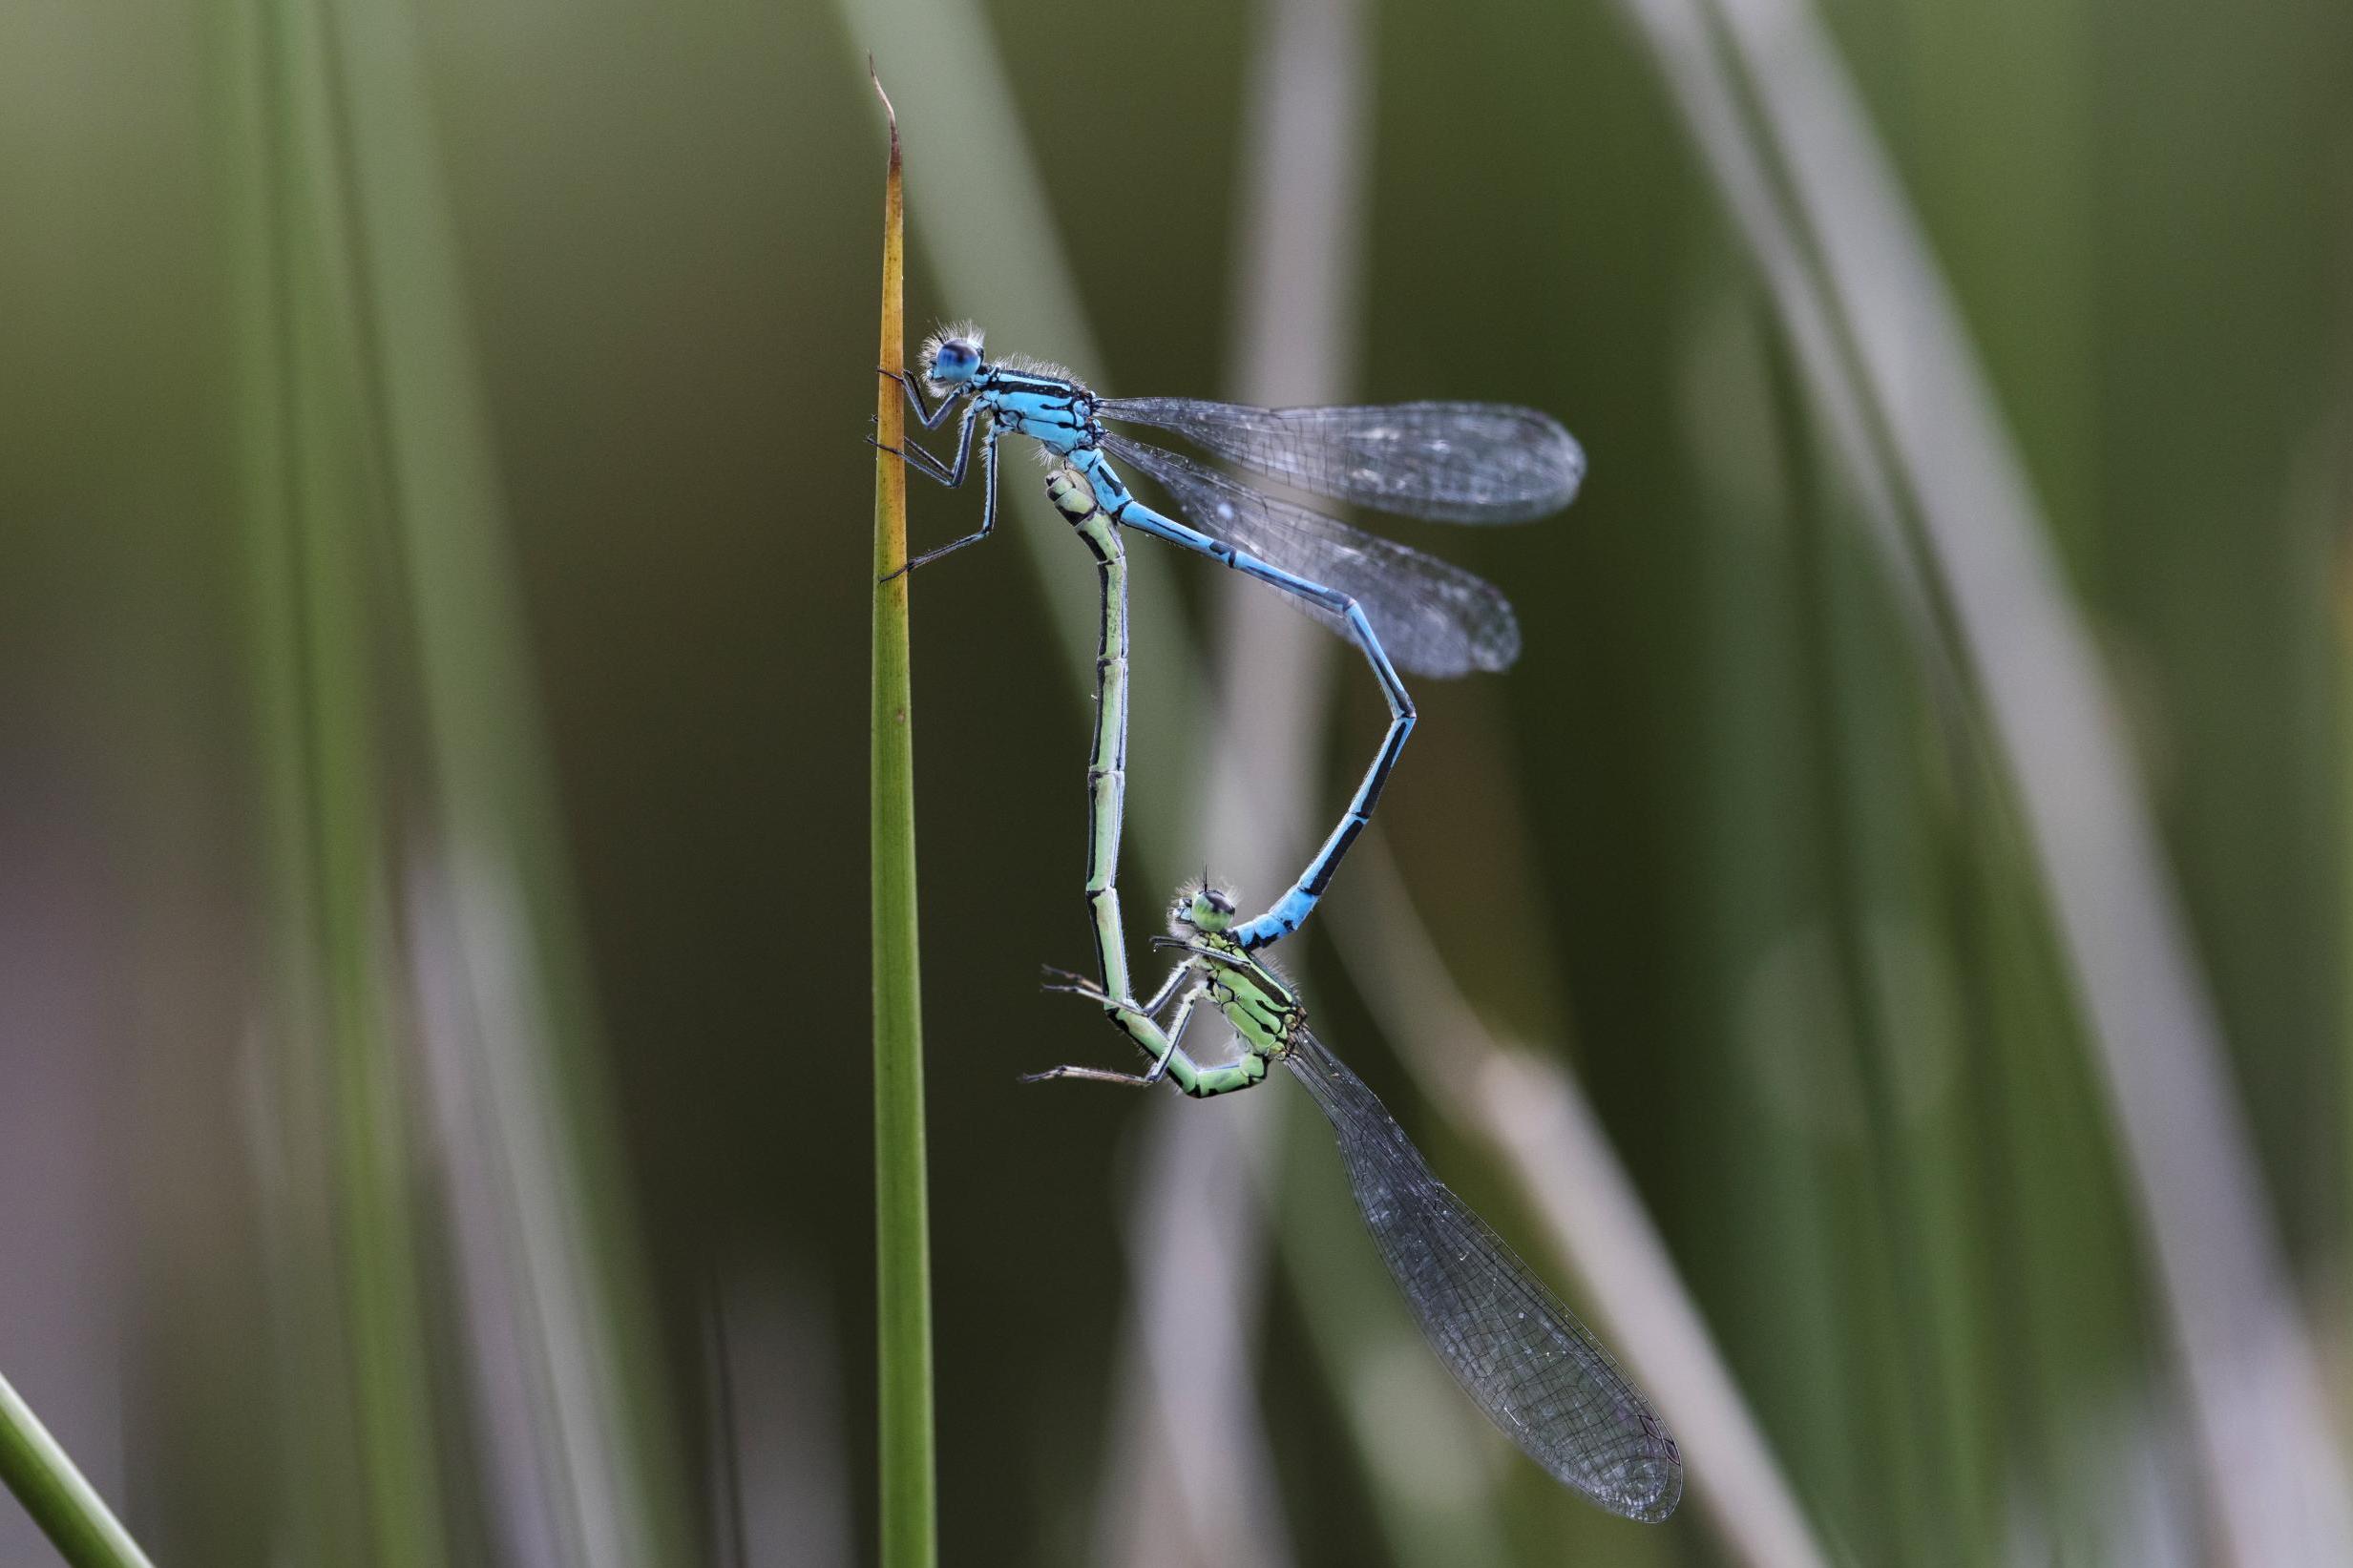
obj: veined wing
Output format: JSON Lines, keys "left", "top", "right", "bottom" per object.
{"left": 1102, "top": 432, "right": 1519, "bottom": 678}
{"left": 1098, "top": 397, "right": 1584, "bottom": 524}
{"left": 1283, "top": 1031, "right": 1682, "bottom": 1522}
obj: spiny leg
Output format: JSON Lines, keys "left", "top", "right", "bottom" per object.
{"left": 1029, "top": 974, "right": 1205, "bottom": 1090}
{"left": 1040, "top": 961, "right": 1194, "bottom": 1027}
{"left": 869, "top": 420, "right": 958, "bottom": 483}
{"left": 876, "top": 366, "right": 963, "bottom": 430}
{"left": 1040, "top": 965, "right": 1108, "bottom": 1003}
{"left": 1135, "top": 957, "right": 1195, "bottom": 1017}
{"left": 1019, "top": 1063, "right": 1164, "bottom": 1090}
{"left": 1036, "top": 960, "right": 1274, "bottom": 1098}
{"left": 881, "top": 423, "right": 1000, "bottom": 582}
{"left": 871, "top": 398, "right": 978, "bottom": 491}
{"left": 1041, "top": 954, "right": 1192, "bottom": 1027}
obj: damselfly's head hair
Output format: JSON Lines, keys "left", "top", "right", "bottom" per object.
{"left": 919, "top": 321, "right": 985, "bottom": 393}
{"left": 1169, "top": 878, "right": 1237, "bottom": 936}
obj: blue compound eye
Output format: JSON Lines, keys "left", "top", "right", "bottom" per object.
{"left": 935, "top": 338, "right": 979, "bottom": 375}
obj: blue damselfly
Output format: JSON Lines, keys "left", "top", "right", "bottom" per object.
{"left": 876, "top": 326, "right": 1583, "bottom": 951}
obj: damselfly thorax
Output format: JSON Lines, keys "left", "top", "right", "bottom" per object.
{"left": 966, "top": 362, "right": 1100, "bottom": 452}
{"left": 1194, "top": 937, "right": 1308, "bottom": 1058}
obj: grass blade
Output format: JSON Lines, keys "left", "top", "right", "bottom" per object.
{"left": 0, "top": 1369, "right": 155, "bottom": 1568}
{"left": 868, "top": 67, "right": 936, "bottom": 1568}
{"left": 836, "top": 8, "right": 1821, "bottom": 1558}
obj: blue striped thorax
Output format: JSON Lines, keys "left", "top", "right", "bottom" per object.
{"left": 921, "top": 327, "right": 1102, "bottom": 456}
{"left": 971, "top": 363, "right": 1099, "bottom": 454}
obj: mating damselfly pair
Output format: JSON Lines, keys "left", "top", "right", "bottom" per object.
{"left": 876, "top": 328, "right": 1683, "bottom": 1522}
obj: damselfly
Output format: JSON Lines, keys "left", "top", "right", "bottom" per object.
{"left": 1026, "top": 469, "right": 1679, "bottom": 1521}
{"left": 876, "top": 325, "right": 1583, "bottom": 950}
{"left": 1031, "top": 878, "right": 1684, "bottom": 1521}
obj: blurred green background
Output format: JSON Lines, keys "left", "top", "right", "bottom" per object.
{"left": 0, "top": 0, "right": 2345, "bottom": 1563}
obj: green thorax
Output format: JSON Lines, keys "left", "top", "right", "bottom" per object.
{"left": 1197, "top": 932, "right": 1305, "bottom": 1057}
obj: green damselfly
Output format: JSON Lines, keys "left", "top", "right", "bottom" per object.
{"left": 1027, "top": 468, "right": 1680, "bottom": 1522}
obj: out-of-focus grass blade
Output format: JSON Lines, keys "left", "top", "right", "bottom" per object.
{"left": 1610, "top": 0, "right": 2353, "bottom": 1558}
{"left": 317, "top": 0, "right": 699, "bottom": 1558}
{"left": 1331, "top": 836, "right": 1833, "bottom": 1568}
{"left": 221, "top": 0, "right": 696, "bottom": 1561}
{"left": 704, "top": 1270, "right": 854, "bottom": 1568}
{"left": 221, "top": 0, "right": 452, "bottom": 1560}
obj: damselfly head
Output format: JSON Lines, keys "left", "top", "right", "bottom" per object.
{"left": 1170, "top": 881, "right": 1236, "bottom": 936}
{"left": 1044, "top": 467, "right": 1099, "bottom": 524}
{"left": 919, "top": 321, "right": 985, "bottom": 392}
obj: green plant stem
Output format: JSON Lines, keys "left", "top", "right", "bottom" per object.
{"left": 0, "top": 1369, "right": 157, "bottom": 1568}
{"left": 868, "top": 68, "right": 936, "bottom": 1568}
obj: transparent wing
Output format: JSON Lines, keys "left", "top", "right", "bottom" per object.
{"left": 1097, "top": 397, "right": 1584, "bottom": 523}
{"left": 1101, "top": 432, "right": 1519, "bottom": 678}
{"left": 1283, "top": 1032, "right": 1682, "bottom": 1522}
